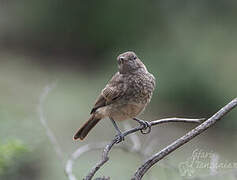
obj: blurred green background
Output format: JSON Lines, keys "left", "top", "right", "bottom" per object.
{"left": 0, "top": 0, "right": 237, "bottom": 180}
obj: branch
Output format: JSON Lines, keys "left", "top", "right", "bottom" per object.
{"left": 84, "top": 139, "right": 117, "bottom": 180}
{"left": 65, "top": 142, "right": 109, "bottom": 180}
{"left": 132, "top": 97, "right": 237, "bottom": 180}
{"left": 37, "top": 83, "right": 64, "bottom": 162}
{"left": 67, "top": 138, "right": 145, "bottom": 180}
{"left": 38, "top": 84, "right": 150, "bottom": 180}
{"left": 85, "top": 117, "right": 204, "bottom": 180}
{"left": 38, "top": 83, "right": 237, "bottom": 179}
{"left": 123, "top": 122, "right": 142, "bottom": 152}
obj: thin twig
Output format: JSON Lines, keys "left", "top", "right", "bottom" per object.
{"left": 38, "top": 84, "right": 236, "bottom": 180}
{"left": 132, "top": 98, "right": 237, "bottom": 180}
{"left": 84, "top": 139, "right": 117, "bottom": 180}
{"left": 123, "top": 118, "right": 204, "bottom": 137}
{"left": 37, "top": 83, "right": 64, "bottom": 162}
{"left": 124, "top": 122, "right": 153, "bottom": 180}
{"left": 123, "top": 122, "right": 141, "bottom": 152}
{"left": 65, "top": 142, "right": 109, "bottom": 180}
{"left": 85, "top": 117, "right": 204, "bottom": 180}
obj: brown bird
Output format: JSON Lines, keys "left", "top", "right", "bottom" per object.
{"left": 74, "top": 51, "right": 156, "bottom": 142}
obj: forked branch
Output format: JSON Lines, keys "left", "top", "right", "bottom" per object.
{"left": 86, "top": 98, "right": 237, "bottom": 180}
{"left": 132, "top": 97, "right": 237, "bottom": 180}
{"left": 85, "top": 118, "right": 204, "bottom": 179}
{"left": 37, "top": 85, "right": 236, "bottom": 180}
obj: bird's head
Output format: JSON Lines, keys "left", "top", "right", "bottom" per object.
{"left": 117, "top": 51, "right": 147, "bottom": 74}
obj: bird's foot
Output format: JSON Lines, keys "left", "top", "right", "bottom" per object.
{"left": 133, "top": 118, "right": 152, "bottom": 134}
{"left": 140, "top": 121, "right": 152, "bottom": 134}
{"left": 115, "top": 132, "right": 125, "bottom": 144}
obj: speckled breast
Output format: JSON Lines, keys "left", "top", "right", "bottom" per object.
{"left": 124, "top": 72, "right": 155, "bottom": 105}
{"left": 108, "top": 71, "right": 155, "bottom": 121}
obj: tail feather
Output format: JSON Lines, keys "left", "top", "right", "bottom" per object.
{"left": 73, "top": 114, "right": 101, "bottom": 140}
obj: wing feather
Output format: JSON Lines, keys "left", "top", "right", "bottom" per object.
{"left": 90, "top": 72, "right": 125, "bottom": 114}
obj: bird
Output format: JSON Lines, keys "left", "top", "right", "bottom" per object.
{"left": 73, "top": 51, "right": 156, "bottom": 142}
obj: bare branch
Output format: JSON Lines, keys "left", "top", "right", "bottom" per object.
{"left": 65, "top": 142, "right": 108, "bottom": 180}
{"left": 150, "top": 117, "right": 205, "bottom": 126}
{"left": 123, "top": 122, "right": 141, "bottom": 152}
{"left": 85, "top": 117, "right": 204, "bottom": 180}
{"left": 123, "top": 118, "right": 204, "bottom": 137}
{"left": 37, "top": 83, "right": 64, "bottom": 162}
{"left": 132, "top": 97, "right": 237, "bottom": 180}
{"left": 84, "top": 139, "right": 117, "bottom": 180}
{"left": 38, "top": 83, "right": 236, "bottom": 180}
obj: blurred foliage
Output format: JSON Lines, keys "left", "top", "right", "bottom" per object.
{"left": 0, "top": 140, "right": 28, "bottom": 175}
{"left": 0, "top": 140, "right": 40, "bottom": 180}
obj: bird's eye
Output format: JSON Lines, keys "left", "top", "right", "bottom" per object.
{"left": 133, "top": 56, "right": 137, "bottom": 60}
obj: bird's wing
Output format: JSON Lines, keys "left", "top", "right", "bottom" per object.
{"left": 90, "top": 72, "right": 125, "bottom": 114}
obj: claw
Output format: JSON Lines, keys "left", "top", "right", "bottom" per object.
{"left": 140, "top": 121, "right": 151, "bottom": 134}
{"left": 133, "top": 118, "right": 152, "bottom": 134}
{"left": 115, "top": 132, "right": 125, "bottom": 144}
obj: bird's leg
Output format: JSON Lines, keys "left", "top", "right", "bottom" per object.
{"left": 133, "top": 117, "right": 151, "bottom": 134}
{"left": 110, "top": 118, "right": 125, "bottom": 143}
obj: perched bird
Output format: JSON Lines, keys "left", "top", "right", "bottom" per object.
{"left": 74, "top": 51, "right": 156, "bottom": 142}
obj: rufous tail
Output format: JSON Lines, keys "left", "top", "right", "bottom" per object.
{"left": 73, "top": 114, "right": 101, "bottom": 140}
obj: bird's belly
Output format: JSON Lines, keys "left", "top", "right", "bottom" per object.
{"left": 108, "top": 103, "right": 145, "bottom": 121}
